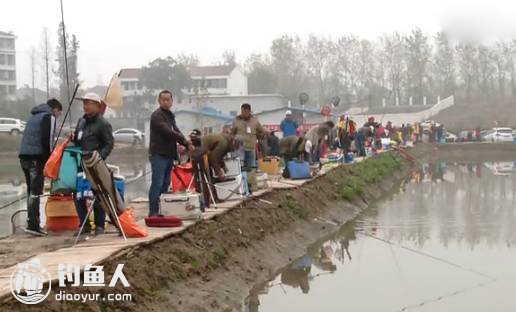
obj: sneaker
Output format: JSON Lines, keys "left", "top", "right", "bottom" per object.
{"left": 24, "top": 228, "right": 48, "bottom": 237}
{"left": 94, "top": 227, "right": 105, "bottom": 236}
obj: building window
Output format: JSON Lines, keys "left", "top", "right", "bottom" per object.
{"left": 206, "top": 78, "right": 227, "bottom": 89}
{"left": 7, "top": 55, "right": 14, "bottom": 65}
{"left": 0, "top": 54, "right": 4, "bottom": 65}
{"left": 7, "top": 85, "right": 15, "bottom": 95}
{"left": 0, "top": 38, "right": 14, "bottom": 50}
{"left": 194, "top": 78, "right": 227, "bottom": 89}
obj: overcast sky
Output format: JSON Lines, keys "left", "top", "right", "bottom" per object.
{"left": 2, "top": 0, "right": 516, "bottom": 90}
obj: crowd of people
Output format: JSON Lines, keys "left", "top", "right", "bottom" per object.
{"left": 17, "top": 89, "right": 445, "bottom": 236}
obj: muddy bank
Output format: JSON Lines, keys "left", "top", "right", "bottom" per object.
{"left": 2, "top": 146, "right": 430, "bottom": 311}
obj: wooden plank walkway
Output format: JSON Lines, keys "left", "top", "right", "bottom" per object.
{"left": 0, "top": 175, "right": 313, "bottom": 300}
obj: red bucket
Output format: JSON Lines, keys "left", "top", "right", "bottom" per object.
{"left": 171, "top": 163, "right": 195, "bottom": 193}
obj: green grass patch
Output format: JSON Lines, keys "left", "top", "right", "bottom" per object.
{"left": 333, "top": 153, "right": 402, "bottom": 202}
{"left": 285, "top": 195, "right": 309, "bottom": 219}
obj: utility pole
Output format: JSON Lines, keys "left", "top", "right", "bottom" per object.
{"left": 43, "top": 28, "right": 50, "bottom": 98}
{"left": 31, "top": 47, "right": 36, "bottom": 105}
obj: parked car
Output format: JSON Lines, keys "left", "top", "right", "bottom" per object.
{"left": 458, "top": 130, "right": 474, "bottom": 142}
{"left": 445, "top": 131, "right": 458, "bottom": 142}
{"left": 0, "top": 118, "right": 25, "bottom": 135}
{"left": 483, "top": 127, "right": 514, "bottom": 142}
{"left": 113, "top": 128, "right": 144, "bottom": 145}
{"left": 480, "top": 129, "right": 492, "bottom": 141}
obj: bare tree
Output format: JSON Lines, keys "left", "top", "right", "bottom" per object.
{"left": 456, "top": 43, "right": 478, "bottom": 101}
{"left": 270, "top": 35, "right": 307, "bottom": 104}
{"left": 40, "top": 28, "right": 52, "bottom": 98}
{"left": 305, "top": 35, "right": 332, "bottom": 104}
{"left": 381, "top": 32, "right": 406, "bottom": 105}
{"left": 404, "top": 28, "right": 431, "bottom": 103}
{"left": 221, "top": 49, "right": 237, "bottom": 67}
{"left": 433, "top": 32, "right": 456, "bottom": 98}
{"left": 477, "top": 45, "right": 496, "bottom": 100}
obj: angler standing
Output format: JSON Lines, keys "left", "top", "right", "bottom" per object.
{"left": 73, "top": 93, "right": 114, "bottom": 235}
{"left": 231, "top": 103, "right": 265, "bottom": 169}
{"left": 148, "top": 90, "right": 193, "bottom": 217}
{"left": 18, "top": 99, "right": 63, "bottom": 236}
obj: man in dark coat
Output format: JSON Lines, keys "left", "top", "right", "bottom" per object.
{"left": 19, "top": 98, "right": 63, "bottom": 236}
{"left": 73, "top": 93, "right": 114, "bottom": 235}
{"left": 148, "top": 90, "right": 193, "bottom": 216}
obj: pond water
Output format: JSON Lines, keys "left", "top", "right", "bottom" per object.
{"left": 0, "top": 150, "right": 150, "bottom": 237}
{"left": 246, "top": 161, "right": 516, "bottom": 312}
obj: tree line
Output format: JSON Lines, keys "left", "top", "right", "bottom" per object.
{"left": 140, "top": 28, "right": 516, "bottom": 111}
{"left": 245, "top": 29, "right": 516, "bottom": 108}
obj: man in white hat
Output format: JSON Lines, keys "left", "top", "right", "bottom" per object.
{"left": 73, "top": 92, "right": 114, "bottom": 235}
{"left": 280, "top": 110, "right": 298, "bottom": 137}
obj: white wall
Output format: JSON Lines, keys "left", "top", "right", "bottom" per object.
{"left": 350, "top": 96, "right": 455, "bottom": 126}
{"left": 228, "top": 66, "right": 247, "bottom": 96}
{"left": 174, "top": 112, "right": 230, "bottom": 136}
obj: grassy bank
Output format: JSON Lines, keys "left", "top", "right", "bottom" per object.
{"left": 3, "top": 150, "right": 415, "bottom": 312}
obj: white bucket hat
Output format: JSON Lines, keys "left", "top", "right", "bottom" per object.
{"left": 77, "top": 92, "right": 102, "bottom": 104}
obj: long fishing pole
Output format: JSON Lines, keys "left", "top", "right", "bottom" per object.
{"left": 360, "top": 232, "right": 496, "bottom": 280}
{"left": 53, "top": 83, "right": 79, "bottom": 149}
{"left": 53, "top": 0, "right": 79, "bottom": 148}
{"left": 60, "top": 0, "right": 71, "bottom": 106}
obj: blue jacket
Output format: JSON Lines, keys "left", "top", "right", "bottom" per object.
{"left": 280, "top": 119, "right": 298, "bottom": 137}
{"left": 19, "top": 103, "right": 54, "bottom": 160}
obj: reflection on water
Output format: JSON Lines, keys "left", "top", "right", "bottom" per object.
{"left": 247, "top": 161, "right": 516, "bottom": 312}
{"left": 0, "top": 152, "right": 150, "bottom": 238}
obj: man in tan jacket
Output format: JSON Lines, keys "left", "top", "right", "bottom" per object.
{"left": 231, "top": 103, "right": 265, "bottom": 169}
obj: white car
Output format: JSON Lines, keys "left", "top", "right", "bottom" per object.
{"left": 445, "top": 131, "right": 458, "bottom": 142}
{"left": 0, "top": 118, "right": 25, "bottom": 135}
{"left": 113, "top": 128, "right": 144, "bottom": 145}
{"left": 483, "top": 128, "right": 514, "bottom": 142}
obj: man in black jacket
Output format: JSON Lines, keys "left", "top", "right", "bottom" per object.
{"left": 19, "top": 98, "right": 63, "bottom": 236}
{"left": 148, "top": 90, "right": 193, "bottom": 216}
{"left": 73, "top": 93, "right": 114, "bottom": 235}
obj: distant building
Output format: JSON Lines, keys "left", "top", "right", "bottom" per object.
{"left": 119, "top": 65, "right": 285, "bottom": 122}
{"left": 174, "top": 107, "right": 234, "bottom": 136}
{"left": 0, "top": 31, "right": 16, "bottom": 100}
{"left": 119, "top": 68, "right": 144, "bottom": 97}
{"left": 189, "top": 65, "right": 247, "bottom": 96}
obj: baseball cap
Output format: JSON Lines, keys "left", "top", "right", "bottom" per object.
{"left": 77, "top": 93, "right": 102, "bottom": 104}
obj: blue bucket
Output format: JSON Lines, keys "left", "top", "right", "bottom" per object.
{"left": 51, "top": 146, "right": 82, "bottom": 194}
{"left": 76, "top": 172, "right": 125, "bottom": 201}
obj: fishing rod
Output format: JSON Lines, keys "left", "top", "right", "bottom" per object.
{"left": 60, "top": 0, "right": 71, "bottom": 106}
{"left": 53, "top": 83, "right": 79, "bottom": 148}
{"left": 360, "top": 232, "right": 496, "bottom": 281}
{"left": 53, "top": 0, "right": 79, "bottom": 148}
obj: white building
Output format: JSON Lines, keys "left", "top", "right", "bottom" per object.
{"left": 118, "top": 65, "right": 284, "bottom": 117}
{"left": 0, "top": 31, "right": 16, "bottom": 100}
{"left": 119, "top": 68, "right": 145, "bottom": 97}
{"left": 189, "top": 65, "right": 247, "bottom": 96}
